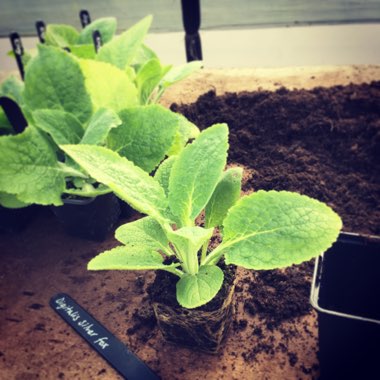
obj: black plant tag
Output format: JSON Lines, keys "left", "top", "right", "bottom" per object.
{"left": 79, "top": 9, "right": 91, "bottom": 28}
{"left": 9, "top": 32, "right": 24, "bottom": 80}
{"left": 50, "top": 293, "right": 160, "bottom": 380}
{"left": 35, "top": 20, "right": 46, "bottom": 43}
{"left": 92, "top": 30, "right": 102, "bottom": 53}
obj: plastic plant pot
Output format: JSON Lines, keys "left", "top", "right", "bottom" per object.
{"left": 310, "top": 232, "right": 380, "bottom": 379}
{"left": 52, "top": 193, "right": 121, "bottom": 241}
{"left": 0, "top": 205, "right": 40, "bottom": 233}
{"left": 148, "top": 265, "right": 236, "bottom": 354}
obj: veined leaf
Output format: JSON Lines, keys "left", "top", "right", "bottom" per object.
{"left": 0, "top": 127, "right": 64, "bottom": 205}
{"left": 205, "top": 167, "right": 243, "bottom": 228}
{"left": 176, "top": 265, "right": 224, "bottom": 309}
{"left": 216, "top": 190, "right": 342, "bottom": 269}
{"left": 61, "top": 144, "right": 168, "bottom": 220}
{"left": 0, "top": 192, "right": 29, "bottom": 208}
{"left": 33, "top": 109, "right": 84, "bottom": 145}
{"left": 23, "top": 45, "right": 92, "bottom": 123}
{"left": 97, "top": 15, "right": 152, "bottom": 70}
{"left": 107, "top": 105, "right": 178, "bottom": 172}
{"left": 81, "top": 108, "right": 121, "bottom": 145}
{"left": 167, "top": 114, "right": 200, "bottom": 156}
{"left": 167, "top": 226, "right": 213, "bottom": 274}
{"left": 78, "top": 17, "right": 117, "bottom": 45}
{"left": 154, "top": 156, "right": 177, "bottom": 197}
{"left": 45, "top": 24, "right": 79, "bottom": 47}
{"left": 135, "top": 58, "right": 171, "bottom": 104}
{"left": 169, "top": 123, "right": 228, "bottom": 227}
{"left": 88, "top": 246, "right": 175, "bottom": 270}
{"left": 79, "top": 59, "right": 138, "bottom": 112}
{"left": 115, "top": 216, "right": 169, "bottom": 253}
{"left": 161, "top": 61, "right": 202, "bottom": 88}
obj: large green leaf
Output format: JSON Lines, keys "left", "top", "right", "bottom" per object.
{"left": 78, "top": 17, "right": 117, "bottom": 45}
{"left": 212, "top": 190, "right": 342, "bottom": 269}
{"left": 23, "top": 45, "right": 92, "bottom": 123}
{"left": 169, "top": 124, "right": 229, "bottom": 227}
{"left": 176, "top": 265, "right": 224, "bottom": 309}
{"left": 0, "top": 127, "right": 64, "bottom": 205}
{"left": 154, "top": 156, "right": 177, "bottom": 197}
{"left": 45, "top": 24, "right": 79, "bottom": 47}
{"left": 135, "top": 58, "right": 171, "bottom": 104}
{"left": 161, "top": 61, "right": 202, "bottom": 88}
{"left": 107, "top": 105, "right": 178, "bottom": 172}
{"left": 115, "top": 216, "right": 169, "bottom": 253}
{"left": 0, "top": 76, "right": 24, "bottom": 104}
{"left": 205, "top": 167, "right": 242, "bottom": 228}
{"left": 0, "top": 192, "right": 29, "bottom": 208}
{"left": 79, "top": 59, "right": 138, "bottom": 112}
{"left": 61, "top": 144, "right": 168, "bottom": 220}
{"left": 81, "top": 108, "right": 121, "bottom": 145}
{"left": 33, "top": 109, "right": 84, "bottom": 145}
{"left": 88, "top": 246, "right": 176, "bottom": 270}
{"left": 97, "top": 15, "right": 152, "bottom": 70}
{"left": 167, "top": 226, "right": 213, "bottom": 274}
{"left": 69, "top": 44, "right": 96, "bottom": 59}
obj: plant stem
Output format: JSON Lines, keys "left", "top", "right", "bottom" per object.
{"left": 163, "top": 266, "right": 184, "bottom": 278}
{"left": 202, "top": 244, "right": 224, "bottom": 266}
{"left": 200, "top": 240, "right": 209, "bottom": 264}
{"left": 58, "top": 162, "right": 88, "bottom": 179}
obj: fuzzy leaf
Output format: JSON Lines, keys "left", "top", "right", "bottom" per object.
{"left": 219, "top": 190, "right": 342, "bottom": 269}
{"left": 61, "top": 144, "right": 168, "bottom": 220}
{"left": 169, "top": 124, "right": 229, "bottom": 227}
{"left": 97, "top": 15, "right": 152, "bottom": 70}
{"left": 115, "top": 216, "right": 169, "bottom": 252}
{"left": 45, "top": 24, "right": 79, "bottom": 47}
{"left": 81, "top": 108, "right": 121, "bottom": 145}
{"left": 33, "top": 109, "right": 84, "bottom": 145}
{"left": 0, "top": 192, "right": 29, "bottom": 208}
{"left": 79, "top": 59, "right": 138, "bottom": 112}
{"left": 132, "top": 44, "right": 158, "bottom": 66}
{"left": 0, "top": 127, "right": 64, "bottom": 205}
{"left": 154, "top": 156, "right": 177, "bottom": 197}
{"left": 69, "top": 44, "right": 96, "bottom": 59}
{"left": 167, "top": 114, "right": 200, "bottom": 156}
{"left": 205, "top": 167, "right": 243, "bottom": 228}
{"left": 176, "top": 265, "right": 224, "bottom": 309}
{"left": 161, "top": 61, "right": 202, "bottom": 88}
{"left": 135, "top": 58, "right": 171, "bottom": 104}
{"left": 88, "top": 246, "right": 175, "bottom": 270}
{"left": 0, "top": 76, "right": 24, "bottom": 104}
{"left": 78, "top": 17, "right": 117, "bottom": 45}
{"left": 23, "top": 45, "right": 92, "bottom": 123}
{"left": 108, "top": 105, "right": 178, "bottom": 172}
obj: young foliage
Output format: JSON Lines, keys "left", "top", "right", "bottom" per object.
{"left": 63, "top": 123, "right": 342, "bottom": 309}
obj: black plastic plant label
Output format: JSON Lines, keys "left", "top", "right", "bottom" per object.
{"left": 50, "top": 293, "right": 160, "bottom": 380}
{"left": 79, "top": 10, "right": 91, "bottom": 28}
{"left": 35, "top": 20, "right": 46, "bottom": 43}
{"left": 9, "top": 32, "right": 24, "bottom": 80}
{"left": 92, "top": 30, "right": 103, "bottom": 53}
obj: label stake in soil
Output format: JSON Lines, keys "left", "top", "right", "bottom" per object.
{"left": 35, "top": 20, "right": 46, "bottom": 43}
{"left": 9, "top": 32, "right": 25, "bottom": 80}
{"left": 79, "top": 9, "right": 91, "bottom": 28}
{"left": 50, "top": 293, "right": 160, "bottom": 380}
{"left": 92, "top": 30, "right": 102, "bottom": 53}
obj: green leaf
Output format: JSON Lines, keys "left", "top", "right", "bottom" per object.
{"left": 97, "top": 15, "right": 152, "bottom": 70}
{"left": 0, "top": 110, "right": 13, "bottom": 135}
{"left": 167, "top": 114, "right": 200, "bottom": 156}
{"left": 0, "top": 127, "right": 64, "bottom": 205}
{"left": 23, "top": 45, "right": 92, "bottom": 123}
{"left": 135, "top": 58, "right": 171, "bottom": 104}
{"left": 115, "top": 216, "right": 169, "bottom": 252}
{"left": 169, "top": 124, "right": 229, "bottom": 227}
{"left": 45, "top": 24, "right": 79, "bottom": 48}
{"left": 79, "top": 59, "right": 138, "bottom": 112}
{"left": 176, "top": 265, "right": 224, "bottom": 309}
{"left": 61, "top": 144, "right": 168, "bottom": 220}
{"left": 88, "top": 246, "right": 175, "bottom": 270}
{"left": 161, "top": 61, "right": 202, "bottom": 88}
{"left": 81, "top": 108, "right": 121, "bottom": 145}
{"left": 167, "top": 226, "right": 213, "bottom": 274}
{"left": 33, "top": 109, "right": 84, "bottom": 145}
{"left": 216, "top": 190, "right": 342, "bottom": 270}
{"left": 107, "top": 105, "right": 178, "bottom": 172}
{"left": 69, "top": 44, "right": 96, "bottom": 59}
{"left": 0, "top": 76, "right": 24, "bottom": 104}
{"left": 0, "top": 192, "right": 29, "bottom": 208}
{"left": 132, "top": 44, "right": 158, "bottom": 66}
{"left": 78, "top": 17, "right": 117, "bottom": 45}
{"left": 154, "top": 156, "right": 177, "bottom": 197}
{"left": 205, "top": 167, "right": 243, "bottom": 228}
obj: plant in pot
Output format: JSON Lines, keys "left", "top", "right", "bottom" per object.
{"left": 62, "top": 123, "right": 342, "bottom": 353}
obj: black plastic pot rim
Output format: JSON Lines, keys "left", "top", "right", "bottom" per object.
{"left": 310, "top": 231, "right": 380, "bottom": 326}
{"left": 61, "top": 196, "right": 96, "bottom": 206}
